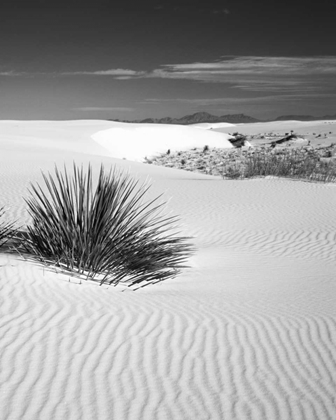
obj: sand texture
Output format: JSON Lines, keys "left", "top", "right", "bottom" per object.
{"left": 0, "top": 120, "right": 336, "bottom": 420}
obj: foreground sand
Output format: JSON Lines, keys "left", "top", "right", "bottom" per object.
{"left": 0, "top": 120, "right": 336, "bottom": 420}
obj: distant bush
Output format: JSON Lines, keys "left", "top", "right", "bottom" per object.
{"left": 221, "top": 149, "right": 336, "bottom": 182}
{"left": 0, "top": 207, "right": 15, "bottom": 248}
{"left": 21, "top": 163, "right": 193, "bottom": 288}
{"left": 230, "top": 133, "right": 247, "bottom": 147}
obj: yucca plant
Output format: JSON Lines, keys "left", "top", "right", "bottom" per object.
{"left": 21, "top": 163, "right": 193, "bottom": 288}
{"left": 0, "top": 207, "right": 15, "bottom": 248}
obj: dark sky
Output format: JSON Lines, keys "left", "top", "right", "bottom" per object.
{"left": 1, "top": 0, "right": 335, "bottom": 120}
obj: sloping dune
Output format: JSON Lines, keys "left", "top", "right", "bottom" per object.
{"left": 92, "top": 121, "right": 233, "bottom": 161}
{"left": 0, "top": 120, "right": 336, "bottom": 420}
{"left": 191, "top": 122, "right": 236, "bottom": 129}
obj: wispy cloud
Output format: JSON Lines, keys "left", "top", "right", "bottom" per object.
{"left": 0, "top": 70, "right": 26, "bottom": 76}
{"left": 0, "top": 68, "right": 145, "bottom": 79}
{"left": 2, "top": 56, "right": 336, "bottom": 96}
{"left": 141, "top": 56, "right": 336, "bottom": 93}
{"left": 60, "top": 56, "right": 331, "bottom": 94}
{"left": 61, "top": 69, "right": 146, "bottom": 79}
{"left": 145, "top": 56, "right": 336, "bottom": 86}
{"left": 161, "top": 56, "right": 336, "bottom": 74}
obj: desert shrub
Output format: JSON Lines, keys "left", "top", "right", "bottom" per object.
{"left": 232, "top": 132, "right": 247, "bottom": 140}
{"left": 0, "top": 207, "right": 15, "bottom": 248}
{"left": 229, "top": 133, "right": 247, "bottom": 147}
{"left": 21, "top": 163, "right": 193, "bottom": 288}
{"left": 221, "top": 149, "right": 336, "bottom": 182}
{"left": 221, "top": 163, "right": 242, "bottom": 179}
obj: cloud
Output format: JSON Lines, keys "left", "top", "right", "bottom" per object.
{"left": 138, "top": 56, "right": 336, "bottom": 93}
{"left": 2, "top": 56, "right": 336, "bottom": 96}
{"left": 0, "top": 67, "right": 146, "bottom": 79}
{"left": 61, "top": 69, "right": 146, "bottom": 78}
{"left": 156, "top": 56, "right": 336, "bottom": 76}
{"left": 0, "top": 70, "right": 26, "bottom": 76}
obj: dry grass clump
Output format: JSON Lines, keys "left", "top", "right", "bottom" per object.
{"left": 21, "top": 163, "right": 193, "bottom": 288}
{"left": 221, "top": 149, "right": 336, "bottom": 182}
{"left": 0, "top": 207, "right": 15, "bottom": 248}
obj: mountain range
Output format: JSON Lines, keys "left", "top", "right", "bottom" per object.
{"left": 109, "top": 112, "right": 336, "bottom": 125}
{"left": 137, "top": 112, "right": 259, "bottom": 124}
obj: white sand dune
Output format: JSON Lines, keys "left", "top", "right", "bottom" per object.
{"left": 92, "top": 121, "right": 233, "bottom": 161}
{"left": 1, "top": 120, "right": 336, "bottom": 420}
{"left": 191, "top": 122, "right": 236, "bottom": 129}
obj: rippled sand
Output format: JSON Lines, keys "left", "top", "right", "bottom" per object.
{"left": 0, "top": 120, "right": 335, "bottom": 420}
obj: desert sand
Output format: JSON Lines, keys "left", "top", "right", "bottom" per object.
{"left": 0, "top": 120, "right": 336, "bottom": 420}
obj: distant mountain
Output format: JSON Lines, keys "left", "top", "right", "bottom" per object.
{"left": 109, "top": 112, "right": 336, "bottom": 125}
{"left": 139, "top": 117, "right": 174, "bottom": 124}
{"left": 109, "top": 112, "right": 260, "bottom": 125}
{"left": 182, "top": 112, "right": 260, "bottom": 124}
{"left": 275, "top": 114, "right": 336, "bottom": 121}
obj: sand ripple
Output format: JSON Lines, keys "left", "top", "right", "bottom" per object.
{"left": 1, "top": 253, "right": 336, "bottom": 420}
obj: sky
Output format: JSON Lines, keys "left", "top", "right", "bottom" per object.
{"left": 0, "top": 0, "right": 335, "bottom": 121}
